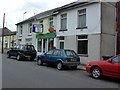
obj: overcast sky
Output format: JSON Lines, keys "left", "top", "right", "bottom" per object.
{"left": 0, "top": 0, "right": 77, "bottom": 31}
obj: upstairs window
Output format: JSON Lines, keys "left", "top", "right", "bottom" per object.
{"left": 61, "top": 14, "right": 67, "bottom": 30}
{"left": 29, "top": 23, "right": 32, "bottom": 34}
{"left": 78, "top": 9, "right": 86, "bottom": 28}
{"left": 20, "top": 26, "right": 23, "bottom": 35}
{"left": 49, "top": 18, "right": 54, "bottom": 28}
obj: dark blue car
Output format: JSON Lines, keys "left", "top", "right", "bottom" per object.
{"left": 37, "top": 49, "right": 80, "bottom": 70}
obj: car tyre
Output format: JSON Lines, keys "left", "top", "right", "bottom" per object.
{"left": 7, "top": 53, "right": 11, "bottom": 58}
{"left": 57, "top": 62, "right": 63, "bottom": 70}
{"left": 37, "top": 59, "right": 43, "bottom": 66}
{"left": 91, "top": 67, "right": 102, "bottom": 79}
{"left": 17, "top": 54, "right": 21, "bottom": 61}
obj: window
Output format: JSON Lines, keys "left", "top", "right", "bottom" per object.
{"left": 29, "top": 23, "right": 32, "bottom": 33}
{"left": 49, "top": 18, "right": 54, "bottom": 28}
{"left": 48, "top": 38, "right": 54, "bottom": 50}
{"left": 77, "top": 35, "right": 88, "bottom": 55}
{"left": 20, "top": 26, "right": 23, "bottom": 35}
{"left": 59, "top": 37, "right": 64, "bottom": 49}
{"left": 65, "top": 50, "right": 77, "bottom": 56}
{"left": 40, "top": 20, "right": 43, "bottom": 32}
{"left": 78, "top": 9, "right": 86, "bottom": 28}
{"left": 112, "top": 56, "right": 120, "bottom": 63}
{"left": 53, "top": 50, "right": 62, "bottom": 56}
{"left": 61, "top": 14, "right": 67, "bottom": 30}
{"left": 38, "top": 39, "right": 42, "bottom": 52}
{"left": 46, "top": 50, "right": 54, "bottom": 55}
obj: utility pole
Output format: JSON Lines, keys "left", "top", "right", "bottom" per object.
{"left": 2, "top": 13, "right": 5, "bottom": 54}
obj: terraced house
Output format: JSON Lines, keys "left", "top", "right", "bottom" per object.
{"left": 16, "top": 1, "right": 116, "bottom": 64}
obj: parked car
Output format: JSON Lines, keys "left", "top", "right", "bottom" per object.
{"left": 7, "top": 44, "right": 37, "bottom": 61}
{"left": 37, "top": 49, "right": 80, "bottom": 70}
{"left": 86, "top": 54, "right": 120, "bottom": 79}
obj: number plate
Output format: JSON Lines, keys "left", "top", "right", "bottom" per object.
{"left": 25, "top": 56, "right": 31, "bottom": 58}
{"left": 71, "top": 59, "right": 76, "bottom": 61}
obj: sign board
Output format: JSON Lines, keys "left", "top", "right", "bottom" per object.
{"left": 32, "top": 24, "right": 43, "bottom": 33}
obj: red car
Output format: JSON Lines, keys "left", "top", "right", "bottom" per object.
{"left": 86, "top": 54, "right": 120, "bottom": 79}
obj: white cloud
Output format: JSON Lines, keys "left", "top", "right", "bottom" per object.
{"left": 0, "top": 0, "right": 77, "bottom": 31}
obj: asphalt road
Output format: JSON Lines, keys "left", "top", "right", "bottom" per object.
{"left": 2, "top": 54, "right": 120, "bottom": 88}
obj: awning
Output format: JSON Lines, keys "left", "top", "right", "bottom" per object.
{"left": 36, "top": 32, "right": 56, "bottom": 39}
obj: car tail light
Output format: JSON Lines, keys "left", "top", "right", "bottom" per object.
{"left": 65, "top": 58, "right": 69, "bottom": 62}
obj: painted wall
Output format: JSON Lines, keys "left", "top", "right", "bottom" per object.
{"left": 101, "top": 2, "right": 116, "bottom": 57}
{"left": 56, "top": 3, "right": 101, "bottom": 37}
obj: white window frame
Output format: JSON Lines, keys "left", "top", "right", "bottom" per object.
{"left": 49, "top": 18, "right": 54, "bottom": 28}
{"left": 60, "top": 13, "right": 67, "bottom": 30}
{"left": 78, "top": 9, "right": 86, "bottom": 28}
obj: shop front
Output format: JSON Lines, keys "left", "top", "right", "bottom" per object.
{"left": 36, "top": 32, "right": 56, "bottom": 53}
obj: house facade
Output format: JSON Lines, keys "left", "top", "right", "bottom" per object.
{"left": 0, "top": 27, "right": 12, "bottom": 53}
{"left": 16, "top": 1, "right": 116, "bottom": 64}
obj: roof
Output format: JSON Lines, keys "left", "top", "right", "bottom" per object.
{"left": 0, "top": 27, "right": 11, "bottom": 36}
{"left": 16, "top": 1, "right": 96, "bottom": 25}
{"left": 11, "top": 31, "right": 17, "bottom": 35}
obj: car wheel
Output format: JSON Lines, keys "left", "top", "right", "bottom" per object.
{"left": 71, "top": 66, "right": 77, "bottom": 69}
{"left": 91, "top": 67, "right": 102, "bottom": 79}
{"left": 37, "top": 59, "right": 43, "bottom": 66}
{"left": 7, "top": 53, "right": 11, "bottom": 58}
{"left": 57, "top": 62, "right": 63, "bottom": 70}
{"left": 17, "top": 55, "right": 21, "bottom": 61}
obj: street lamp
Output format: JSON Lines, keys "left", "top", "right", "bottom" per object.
{"left": 23, "top": 11, "right": 27, "bottom": 20}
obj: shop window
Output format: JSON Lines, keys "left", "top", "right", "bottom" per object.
{"left": 59, "top": 37, "right": 64, "bottom": 49}
{"left": 77, "top": 35, "right": 88, "bottom": 55}
{"left": 37, "top": 39, "right": 42, "bottom": 52}
{"left": 48, "top": 38, "right": 54, "bottom": 50}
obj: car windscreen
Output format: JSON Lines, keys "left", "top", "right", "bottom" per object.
{"left": 19, "top": 45, "right": 35, "bottom": 51}
{"left": 65, "top": 50, "right": 77, "bottom": 56}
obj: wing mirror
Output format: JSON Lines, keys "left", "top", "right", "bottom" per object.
{"left": 44, "top": 53, "right": 47, "bottom": 55}
{"left": 108, "top": 60, "right": 112, "bottom": 63}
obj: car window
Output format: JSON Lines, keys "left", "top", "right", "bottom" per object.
{"left": 26, "top": 45, "right": 35, "bottom": 51}
{"left": 53, "top": 50, "right": 62, "bottom": 56}
{"left": 112, "top": 55, "right": 120, "bottom": 63}
{"left": 46, "top": 50, "right": 53, "bottom": 55}
{"left": 65, "top": 50, "right": 77, "bottom": 56}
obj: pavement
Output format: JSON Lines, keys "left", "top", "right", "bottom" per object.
{"left": 77, "top": 64, "right": 86, "bottom": 71}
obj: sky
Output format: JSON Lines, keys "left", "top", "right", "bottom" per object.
{"left": 0, "top": 0, "right": 77, "bottom": 31}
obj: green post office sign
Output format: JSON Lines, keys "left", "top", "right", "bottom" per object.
{"left": 36, "top": 32, "right": 56, "bottom": 39}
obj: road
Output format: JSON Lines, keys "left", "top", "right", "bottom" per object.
{"left": 2, "top": 54, "right": 120, "bottom": 88}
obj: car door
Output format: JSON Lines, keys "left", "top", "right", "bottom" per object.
{"left": 103, "top": 55, "right": 120, "bottom": 77}
{"left": 43, "top": 50, "right": 54, "bottom": 63}
{"left": 9, "top": 46, "right": 18, "bottom": 56}
{"left": 51, "top": 50, "right": 63, "bottom": 63}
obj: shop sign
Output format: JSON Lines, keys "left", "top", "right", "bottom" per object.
{"left": 36, "top": 32, "right": 56, "bottom": 39}
{"left": 32, "top": 24, "right": 43, "bottom": 33}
